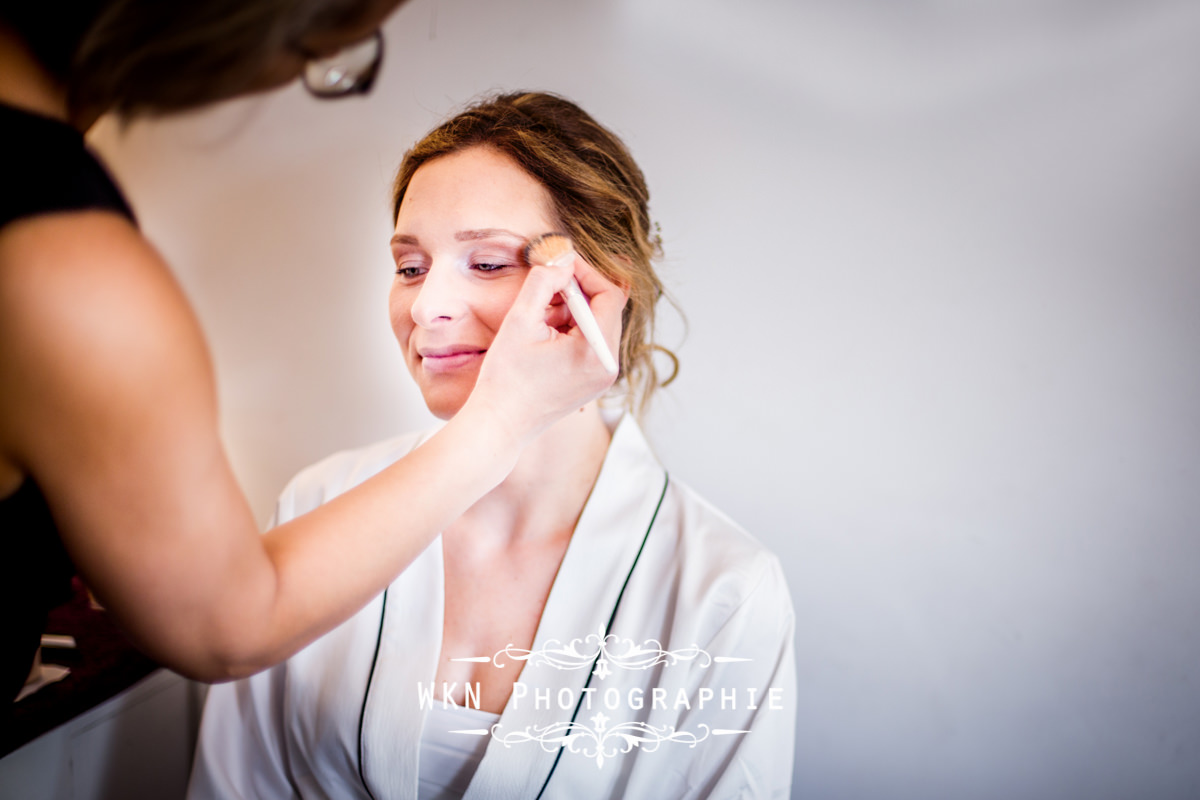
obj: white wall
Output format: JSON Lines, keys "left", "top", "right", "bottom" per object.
{"left": 90, "top": 0, "right": 1200, "bottom": 797}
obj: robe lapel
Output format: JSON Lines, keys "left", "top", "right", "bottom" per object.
{"left": 358, "top": 534, "right": 446, "bottom": 798}
{"left": 463, "top": 416, "right": 668, "bottom": 799}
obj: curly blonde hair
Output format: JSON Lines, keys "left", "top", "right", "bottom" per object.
{"left": 391, "top": 91, "right": 678, "bottom": 416}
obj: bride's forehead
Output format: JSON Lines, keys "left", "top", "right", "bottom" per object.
{"left": 398, "top": 149, "right": 555, "bottom": 224}
{"left": 410, "top": 147, "right": 541, "bottom": 192}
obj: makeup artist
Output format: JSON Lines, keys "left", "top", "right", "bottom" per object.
{"left": 0, "top": 0, "right": 624, "bottom": 717}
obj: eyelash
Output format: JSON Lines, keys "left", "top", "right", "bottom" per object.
{"left": 392, "top": 257, "right": 518, "bottom": 279}
{"left": 472, "top": 261, "right": 513, "bottom": 273}
{"left": 395, "top": 265, "right": 424, "bottom": 279}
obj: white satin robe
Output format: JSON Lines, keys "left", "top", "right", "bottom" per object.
{"left": 188, "top": 415, "right": 795, "bottom": 799}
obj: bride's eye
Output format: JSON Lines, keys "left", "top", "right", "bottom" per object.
{"left": 471, "top": 261, "right": 515, "bottom": 273}
{"left": 394, "top": 261, "right": 426, "bottom": 280}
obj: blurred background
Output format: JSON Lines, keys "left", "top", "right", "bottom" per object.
{"left": 88, "top": 0, "right": 1200, "bottom": 797}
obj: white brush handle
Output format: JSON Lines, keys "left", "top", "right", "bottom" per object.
{"left": 561, "top": 278, "right": 619, "bottom": 375}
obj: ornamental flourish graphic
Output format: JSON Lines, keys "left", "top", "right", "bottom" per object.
{"left": 452, "top": 625, "right": 751, "bottom": 681}
{"left": 492, "top": 715, "right": 722, "bottom": 769}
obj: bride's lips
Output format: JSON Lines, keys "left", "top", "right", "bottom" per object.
{"left": 418, "top": 345, "right": 486, "bottom": 373}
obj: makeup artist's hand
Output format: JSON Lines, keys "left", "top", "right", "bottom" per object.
{"left": 468, "top": 253, "right": 627, "bottom": 443}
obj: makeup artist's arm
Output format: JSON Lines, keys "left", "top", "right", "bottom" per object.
{"left": 0, "top": 211, "right": 623, "bottom": 681}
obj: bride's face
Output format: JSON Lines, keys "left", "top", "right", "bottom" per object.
{"left": 388, "top": 145, "right": 565, "bottom": 419}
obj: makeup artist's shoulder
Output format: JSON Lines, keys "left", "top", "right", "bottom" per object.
{"left": 0, "top": 210, "right": 207, "bottom": 409}
{"left": 0, "top": 210, "right": 185, "bottom": 322}
{"left": 0, "top": 209, "right": 213, "bottom": 462}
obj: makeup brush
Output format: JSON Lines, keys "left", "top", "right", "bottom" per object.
{"left": 524, "top": 233, "right": 619, "bottom": 375}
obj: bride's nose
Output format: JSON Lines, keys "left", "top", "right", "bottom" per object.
{"left": 410, "top": 264, "right": 469, "bottom": 327}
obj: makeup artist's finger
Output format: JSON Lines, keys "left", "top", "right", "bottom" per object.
{"left": 504, "top": 261, "right": 575, "bottom": 336}
{"left": 543, "top": 292, "right": 572, "bottom": 331}
{"left": 568, "top": 254, "right": 629, "bottom": 359}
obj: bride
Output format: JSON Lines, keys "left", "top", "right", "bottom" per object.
{"left": 189, "top": 91, "right": 795, "bottom": 800}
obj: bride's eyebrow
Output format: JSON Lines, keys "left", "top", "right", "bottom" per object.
{"left": 389, "top": 229, "right": 524, "bottom": 247}
{"left": 455, "top": 228, "right": 524, "bottom": 243}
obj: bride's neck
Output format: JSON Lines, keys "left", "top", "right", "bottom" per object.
{"left": 452, "top": 403, "right": 612, "bottom": 546}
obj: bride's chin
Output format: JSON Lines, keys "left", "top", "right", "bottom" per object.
{"left": 423, "top": 394, "right": 467, "bottom": 421}
{"left": 416, "top": 376, "right": 478, "bottom": 421}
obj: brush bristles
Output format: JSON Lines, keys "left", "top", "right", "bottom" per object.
{"left": 524, "top": 233, "right": 575, "bottom": 268}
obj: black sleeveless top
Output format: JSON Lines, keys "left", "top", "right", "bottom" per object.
{"left": 0, "top": 101, "right": 135, "bottom": 705}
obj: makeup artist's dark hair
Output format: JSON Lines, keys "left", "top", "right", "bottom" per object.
{"left": 1, "top": 0, "right": 391, "bottom": 119}
{"left": 391, "top": 91, "right": 680, "bottom": 415}
{"left": 0, "top": 2, "right": 103, "bottom": 84}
